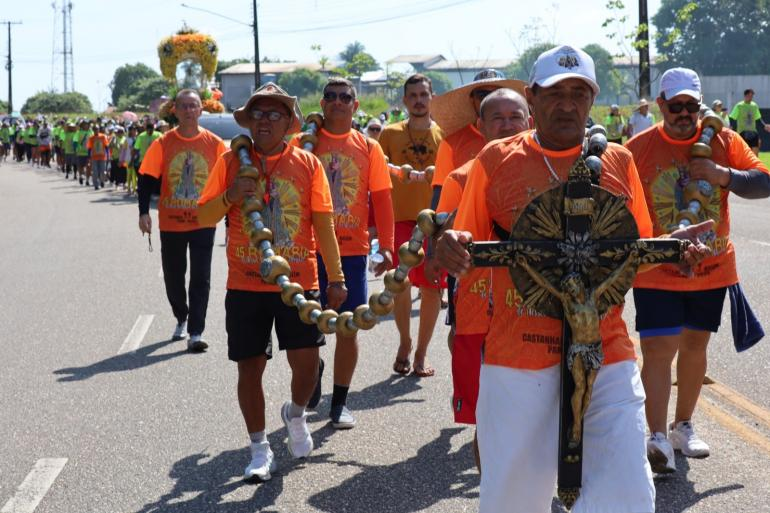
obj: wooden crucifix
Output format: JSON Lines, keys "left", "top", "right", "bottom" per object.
{"left": 467, "top": 156, "right": 689, "bottom": 510}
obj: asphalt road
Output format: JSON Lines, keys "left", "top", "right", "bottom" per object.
{"left": 1, "top": 159, "right": 770, "bottom": 513}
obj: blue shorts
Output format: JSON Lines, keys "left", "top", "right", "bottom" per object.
{"left": 317, "top": 254, "right": 367, "bottom": 312}
{"left": 633, "top": 287, "right": 727, "bottom": 338}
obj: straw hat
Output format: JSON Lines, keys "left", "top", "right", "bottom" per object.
{"left": 431, "top": 69, "right": 526, "bottom": 136}
{"left": 234, "top": 82, "right": 302, "bottom": 134}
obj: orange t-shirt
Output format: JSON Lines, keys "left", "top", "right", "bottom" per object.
{"left": 198, "top": 144, "right": 333, "bottom": 292}
{"left": 626, "top": 122, "right": 768, "bottom": 291}
{"left": 295, "top": 129, "right": 391, "bottom": 256}
{"left": 454, "top": 132, "right": 653, "bottom": 370}
{"left": 87, "top": 134, "right": 110, "bottom": 161}
{"left": 432, "top": 123, "right": 485, "bottom": 187}
{"left": 139, "top": 128, "right": 226, "bottom": 232}
{"left": 437, "top": 160, "right": 493, "bottom": 336}
{"left": 378, "top": 120, "right": 444, "bottom": 222}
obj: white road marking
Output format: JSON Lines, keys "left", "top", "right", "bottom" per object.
{"left": 1, "top": 458, "right": 67, "bottom": 513}
{"left": 118, "top": 314, "right": 154, "bottom": 354}
{"left": 749, "top": 239, "right": 770, "bottom": 247}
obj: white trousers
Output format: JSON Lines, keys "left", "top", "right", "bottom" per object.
{"left": 477, "top": 361, "right": 655, "bottom": 513}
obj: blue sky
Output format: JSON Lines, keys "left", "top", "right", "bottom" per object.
{"left": 5, "top": 0, "right": 662, "bottom": 111}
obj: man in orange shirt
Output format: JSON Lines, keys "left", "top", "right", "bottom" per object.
{"left": 301, "top": 78, "right": 394, "bottom": 429}
{"left": 434, "top": 88, "right": 529, "bottom": 470}
{"left": 378, "top": 74, "right": 444, "bottom": 377}
{"left": 138, "top": 89, "right": 227, "bottom": 350}
{"left": 626, "top": 68, "right": 770, "bottom": 474}
{"left": 87, "top": 125, "right": 110, "bottom": 190}
{"left": 430, "top": 69, "right": 525, "bottom": 210}
{"left": 198, "top": 83, "right": 346, "bottom": 481}
{"left": 435, "top": 45, "right": 710, "bottom": 513}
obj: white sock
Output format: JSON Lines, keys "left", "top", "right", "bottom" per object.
{"left": 288, "top": 402, "right": 305, "bottom": 419}
{"left": 249, "top": 431, "right": 267, "bottom": 444}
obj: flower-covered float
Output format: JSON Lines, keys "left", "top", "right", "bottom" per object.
{"left": 157, "top": 25, "right": 225, "bottom": 122}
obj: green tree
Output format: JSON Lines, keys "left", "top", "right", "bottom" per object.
{"left": 21, "top": 91, "right": 92, "bottom": 113}
{"left": 0, "top": 99, "right": 8, "bottom": 113}
{"left": 505, "top": 42, "right": 555, "bottom": 80}
{"left": 117, "top": 76, "right": 171, "bottom": 110}
{"left": 216, "top": 57, "right": 251, "bottom": 83}
{"left": 345, "top": 52, "right": 379, "bottom": 77}
{"left": 423, "top": 71, "right": 453, "bottom": 95}
{"left": 653, "top": 0, "right": 765, "bottom": 74}
{"left": 339, "top": 41, "right": 366, "bottom": 65}
{"left": 278, "top": 68, "right": 326, "bottom": 98}
{"left": 109, "top": 63, "right": 160, "bottom": 106}
{"left": 582, "top": 43, "right": 623, "bottom": 99}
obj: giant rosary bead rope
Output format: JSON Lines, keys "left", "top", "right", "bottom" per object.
{"left": 229, "top": 134, "right": 449, "bottom": 336}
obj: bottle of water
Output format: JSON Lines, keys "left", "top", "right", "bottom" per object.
{"left": 369, "top": 238, "right": 384, "bottom": 273}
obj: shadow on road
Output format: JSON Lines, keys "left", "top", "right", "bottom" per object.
{"left": 89, "top": 194, "right": 138, "bottom": 205}
{"left": 52, "top": 339, "right": 188, "bottom": 382}
{"left": 311, "top": 374, "right": 425, "bottom": 415}
{"left": 134, "top": 426, "right": 477, "bottom": 513}
{"left": 653, "top": 455, "right": 744, "bottom": 512}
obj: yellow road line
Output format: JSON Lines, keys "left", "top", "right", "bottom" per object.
{"left": 698, "top": 394, "right": 770, "bottom": 457}
{"left": 702, "top": 381, "right": 770, "bottom": 432}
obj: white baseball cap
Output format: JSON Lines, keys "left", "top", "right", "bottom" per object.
{"left": 529, "top": 45, "right": 600, "bottom": 96}
{"left": 660, "top": 67, "right": 701, "bottom": 100}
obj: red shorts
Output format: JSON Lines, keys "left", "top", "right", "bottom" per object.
{"left": 451, "top": 333, "right": 485, "bottom": 424}
{"left": 394, "top": 220, "right": 447, "bottom": 290}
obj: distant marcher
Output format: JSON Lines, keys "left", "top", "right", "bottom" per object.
{"left": 87, "top": 125, "right": 110, "bottom": 190}
{"left": 626, "top": 98, "right": 655, "bottom": 138}
{"left": 365, "top": 118, "right": 383, "bottom": 141}
{"left": 729, "top": 89, "right": 770, "bottom": 149}
{"left": 712, "top": 100, "right": 730, "bottom": 124}
{"left": 604, "top": 104, "right": 625, "bottom": 144}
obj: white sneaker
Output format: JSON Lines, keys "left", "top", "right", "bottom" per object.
{"left": 669, "top": 420, "right": 710, "bottom": 458}
{"left": 244, "top": 441, "right": 276, "bottom": 482}
{"left": 647, "top": 432, "right": 676, "bottom": 474}
{"left": 330, "top": 405, "right": 356, "bottom": 430}
{"left": 187, "top": 334, "right": 208, "bottom": 352}
{"left": 280, "top": 402, "right": 313, "bottom": 458}
{"left": 172, "top": 321, "right": 187, "bottom": 341}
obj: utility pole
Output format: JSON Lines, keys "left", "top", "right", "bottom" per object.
{"left": 638, "top": 0, "right": 651, "bottom": 99}
{"left": 252, "top": 0, "right": 261, "bottom": 89}
{"left": 1, "top": 20, "right": 22, "bottom": 114}
{"left": 62, "top": 2, "right": 74, "bottom": 92}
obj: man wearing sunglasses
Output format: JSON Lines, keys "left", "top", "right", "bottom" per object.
{"left": 626, "top": 67, "right": 770, "bottom": 475}
{"left": 379, "top": 73, "right": 445, "bottom": 377}
{"left": 301, "top": 78, "right": 394, "bottom": 429}
{"left": 198, "top": 82, "right": 346, "bottom": 481}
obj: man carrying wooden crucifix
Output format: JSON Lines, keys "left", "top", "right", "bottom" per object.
{"left": 435, "top": 45, "right": 711, "bottom": 513}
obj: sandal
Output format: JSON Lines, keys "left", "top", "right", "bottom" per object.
{"left": 412, "top": 363, "right": 435, "bottom": 378}
{"left": 393, "top": 358, "right": 411, "bottom": 375}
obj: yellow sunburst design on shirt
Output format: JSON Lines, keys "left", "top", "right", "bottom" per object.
{"left": 167, "top": 151, "right": 210, "bottom": 200}
{"left": 319, "top": 152, "right": 359, "bottom": 214}
{"left": 651, "top": 165, "right": 722, "bottom": 231}
{"left": 242, "top": 176, "right": 301, "bottom": 248}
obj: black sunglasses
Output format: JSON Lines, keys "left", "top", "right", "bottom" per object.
{"left": 666, "top": 101, "right": 701, "bottom": 114}
{"left": 323, "top": 91, "right": 355, "bottom": 104}
{"left": 367, "top": 126, "right": 382, "bottom": 133}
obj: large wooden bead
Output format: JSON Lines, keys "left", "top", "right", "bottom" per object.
{"left": 249, "top": 226, "right": 273, "bottom": 246}
{"left": 384, "top": 269, "right": 410, "bottom": 294}
{"left": 300, "top": 133, "right": 318, "bottom": 149}
{"left": 335, "top": 311, "right": 358, "bottom": 337}
{"left": 416, "top": 209, "right": 438, "bottom": 237}
{"left": 701, "top": 112, "right": 724, "bottom": 133}
{"left": 238, "top": 165, "right": 260, "bottom": 181}
{"left": 305, "top": 112, "right": 324, "bottom": 131}
{"left": 369, "top": 292, "right": 394, "bottom": 316}
{"left": 400, "top": 164, "right": 413, "bottom": 183}
{"left": 398, "top": 241, "right": 424, "bottom": 267}
{"left": 317, "top": 310, "right": 339, "bottom": 334}
{"left": 230, "top": 134, "right": 252, "bottom": 155}
{"left": 260, "top": 255, "right": 291, "bottom": 284}
{"left": 280, "top": 282, "right": 304, "bottom": 307}
{"left": 423, "top": 165, "right": 435, "bottom": 184}
{"left": 298, "top": 300, "right": 322, "bottom": 324}
{"left": 242, "top": 196, "right": 265, "bottom": 216}
{"left": 353, "top": 305, "right": 377, "bottom": 330}
{"left": 690, "top": 142, "right": 712, "bottom": 159}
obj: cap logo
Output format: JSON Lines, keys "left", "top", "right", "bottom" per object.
{"left": 558, "top": 53, "right": 580, "bottom": 69}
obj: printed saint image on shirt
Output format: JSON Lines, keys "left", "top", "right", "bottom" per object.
{"left": 651, "top": 163, "right": 722, "bottom": 236}
{"left": 258, "top": 177, "right": 301, "bottom": 250}
{"left": 319, "top": 152, "right": 359, "bottom": 218}
{"left": 168, "top": 151, "right": 209, "bottom": 201}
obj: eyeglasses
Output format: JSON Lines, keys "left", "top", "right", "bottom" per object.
{"left": 251, "top": 110, "right": 288, "bottom": 121}
{"left": 471, "top": 88, "right": 496, "bottom": 101}
{"left": 367, "top": 127, "right": 382, "bottom": 133}
{"left": 323, "top": 91, "right": 355, "bottom": 104}
{"left": 666, "top": 101, "right": 701, "bottom": 114}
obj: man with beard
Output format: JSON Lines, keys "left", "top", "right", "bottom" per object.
{"left": 378, "top": 74, "right": 444, "bottom": 377}
{"left": 626, "top": 68, "right": 770, "bottom": 474}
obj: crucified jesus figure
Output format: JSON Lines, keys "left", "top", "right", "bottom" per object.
{"left": 514, "top": 249, "right": 639, "bottom": 447}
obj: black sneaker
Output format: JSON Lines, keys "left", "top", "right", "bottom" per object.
{"left": 307, "top": 358, "right": 324, "bottom": 409}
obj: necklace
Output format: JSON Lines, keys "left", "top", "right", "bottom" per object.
{"left": 255, "top": 143, "right": 287, "bottom": 206}
{"left": 406, "top": 120, "right": 432, "bottom": 168}
{"left": 533, "top": 132, "right": 562, "bottom": 185}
